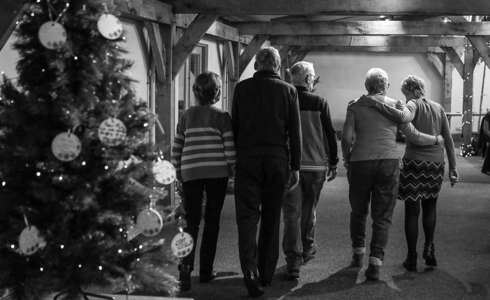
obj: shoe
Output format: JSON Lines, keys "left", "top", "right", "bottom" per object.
{"left": 423, "top": 243, "right": 437, "bottom": 267}
{"left": 402, "top": 253, "right": 417, "bottom": 272}
{"left": 349, "top": 253, "right": 364, "bottom": 268}
{"left": 243, "top": 271, "right": 264, "bottom": 298}
{"left": 200, "top": 271, "right": 217, "bottom": 283}
{"left": 365, "top": 264, "right": 380, "bottom": 281}
{"left": 286, "top": 268, "right": 300, "bottom": 280}
{"left": 179, "top": 265, "right": 192, "bottom": 292}
{"left": 302, "top": 249, "right": 316, "bottom": 264}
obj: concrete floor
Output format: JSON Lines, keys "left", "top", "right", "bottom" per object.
{"left": 172, "top": 147, "right": 490, "bottom": 300}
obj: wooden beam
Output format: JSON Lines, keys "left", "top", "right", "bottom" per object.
{"left": 164, "top": 0, "right": 490, "bottom": 16}
{"left": 306, "top": 45, "right": 444, "bottom": 53}
{"left": 172, "top": 14, "right": 217, "bottom": 79}
{"left": 427, "top": 53, "right": 444, "bottom": 77}
{"left": 467, "top": 36, "right": 490, "bottom": 69}
{"left": 238, "top": 35, "right": 269, "bottom": 77}
{"left": 462, "top": 42, "right": 476, "bottom": 145}
{"left": 237, "top": 21, "right": 490, "bottom": 36}
{"left": 144, "top": 22, "right": 166, "bottom": 82}
{"left": 443, "top": 53, "right": 453, "bottom": 112}
{"left": 0, "top": 1, "right": 26, "bottom": 50}
{"left": 270, "top": 36, "right": 466, "bottom": 48}
{"left": 441, "top": 46, "right": 464, "bottom": 78}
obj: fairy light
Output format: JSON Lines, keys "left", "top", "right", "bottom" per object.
{"left": 74, "top": 56, "right": 78, "bottom": 60}
{"left": 118, "top": 249, "right": 123, "bottom": 254}
{"left": 58, "top": 175, "right": 63, "bottom": 181}
{"left": 119, "top": 228, "right": 123, "bottom": 232}
{"left": 1, "top": 181, "right": 6, "bottom": 187}
{"left": 81, "top": 161, "right": 86, "bottom": 166}
{"left": 442, "top": 17, "right": 449, "bottom": 23}
{"left": 104, "top": 165, "right": 109, "bottom": 170}
{"left": 138, "top": 245, "right": 143, "bottom": 250}
{"left": 98, "top": 265, "right": 103, "bottom": 271}
{"left": 10, "top": 244, "right": 15, "bottom": 249}
{"left": 60, "top": 244, "right": 64, "bottom": 249}
{"left": 40, "top": 267, "right": 44, "bottom": 272}
{"left": 36, "top": 171, "right": 41, "bottom": 177}
{"left": 78, "top": 264, "right": 82, "bottom": 268}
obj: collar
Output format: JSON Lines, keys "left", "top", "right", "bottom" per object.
{"left": 253, "top": 70, "right": 281, "bottom": 79}
{"left": 295, "top": 86, "right": 308, "bottom": 92}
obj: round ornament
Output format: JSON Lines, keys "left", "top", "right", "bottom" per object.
{"left": 18, "top": 226, "right": 46, "bottom": 256}
{"left": 98, "top": 118, "right": 127, "bottom": 147}
{"left": 97, "top": 13, "right": 123, "bottom": 40}
{"left": 171, "top": 231, "right": 193, "bottom": 258}
{"left": 51, "top": 132, "right": 82, "bottom": 162}
{"left": 136, "top": 208, "right": 163, "bottom": 237}
{"left": 153, "top": 160, "right": 176, "bottom": 185}
{"left": 38, "top": 21, "right": 67, "bottom": 50}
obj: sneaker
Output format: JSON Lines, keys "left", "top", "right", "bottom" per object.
{"left": 423, "top": 243, "right": 437, "bottom": 267}
{"left": 244, "top": 271, "right": 264, "bottom": 298}
{"left": 179, "top": 265, "right": 192, "bottom": 292}
{"left": 349, "top": 253, "right": 364, "bottom": 268}
{"left": 365, "top": 264, "right": 380, "bottom": 281}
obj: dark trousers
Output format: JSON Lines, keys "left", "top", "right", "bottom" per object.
{"left": 282, "top": 171, "right": 326, "bottom": 266}
{"left": 181, "top": 177, "right": 228, "bottom": 275}
{"left": 405, "top": 198, "right": 437, "bottom": 255}
{"left": 348, "top": 159, "right": 399, "bottom": 261}
{"left": 235, "top": 155, "right": 289, "bottom": 283}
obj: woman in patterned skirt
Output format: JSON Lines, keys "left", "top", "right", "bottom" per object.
{"left": 396, "top": 75, "right": 458, "bottom": 271}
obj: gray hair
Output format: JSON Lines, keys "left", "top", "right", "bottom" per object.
{"left": 401, "top": 75, "right": 425, "bottom": 98}
{"left": 254, "top": 47, "right": 281, "bottom": 71}
{"left": 290, "top": 61, "right": 315, "bottom": 86}
{"left": 364, "top": 68, "right": 389, "bottom": 94}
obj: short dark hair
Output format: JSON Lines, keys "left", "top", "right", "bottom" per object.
{"left": 192, "top": 72, "right": 221, "bottom": 105}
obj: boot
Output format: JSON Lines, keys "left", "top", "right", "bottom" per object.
{"left": 402, "top": 252, "right": 417, "bottom": 272}
{"left": 243, "top": 271, "right": 264, "bottom": 298}
{"left": 179, "top": 264, "right": 192, "bottom": 292}
{"left": 349, "top": 253, "right": 364, "bottom": 268}
{"left": 423, "top": 243, "right": 437, "bottom": 267}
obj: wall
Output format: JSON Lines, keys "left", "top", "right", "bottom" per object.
{"left": 304, "top": 51, "right": 443, "bottom": 130}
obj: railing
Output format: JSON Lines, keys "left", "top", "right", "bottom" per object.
{"left": 446, "top": 112, "right": 487, "bottom": 133}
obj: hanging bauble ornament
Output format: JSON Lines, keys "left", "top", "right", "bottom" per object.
{"left": 153, "top": 160, "right": 176, "bottom": 185}
{"left": 97, "top": 13, "right": 123, "bottom": 40}
{"left": 136, "top": 208, "right": 163, "bottom": 237}
{"left": 18, "top": 226, "right": 46, "bottom": 256}
{"left": 38, "top": 21, "right": 67, "bottom": 50}
{"left": 51, "top": 132, "right": 82, "bottom": 162}
{"left": 171, "top": 231, "right": 194, "bottom": 258}
{"left": 98, "top": 118, "right": 127, "bottom": 147}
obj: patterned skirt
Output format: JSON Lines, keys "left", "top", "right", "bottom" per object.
{"left": 398, "top": 159, "right": 444, "bottom": 202}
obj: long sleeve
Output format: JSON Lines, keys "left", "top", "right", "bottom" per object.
{"left": 288, "top": 89, "right": 302, "bottom": 171}
{"left": 231, "top": 85, "right": 240, "bottom": 144}
{"left": 363, "top": 96, "right": 416, "bottom": 124}
{"left": 483, "top": 119, "right": 490, "bottom": 139}
{"left": 341, "top": 107, "right": 355, "bottom": 163}
{"left": 221, "top": 112, "right": 236, "bottom": 173}
{"left": 441, "top": 109, "right": 456, "bottom": 171}
{"left": 400, "top": 123, "right": 438, "bottom": 145}
{"left": 320, "top": 100, "right": 339, "bottom": 166}
{"left": 171, "top": 116, "right": 185, "bottom": 180}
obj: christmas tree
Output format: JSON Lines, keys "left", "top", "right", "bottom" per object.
{"left": 0, "top": 0, "right": 179, "bottom": 299}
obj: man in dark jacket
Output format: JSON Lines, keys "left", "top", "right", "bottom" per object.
{"left": 232, "top": 47, "right": 302, "bottom": 297}
{"left": 282, "top": 61, "right": 338, "bottom": 280}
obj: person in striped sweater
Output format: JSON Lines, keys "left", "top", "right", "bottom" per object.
{"left": 171, "top": 71, "right": 235, "bottom": 292}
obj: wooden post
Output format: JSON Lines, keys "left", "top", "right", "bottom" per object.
{"left": 442, "top": 53, "right": 453, "bottom": 113}
{"left": 462, "top": 41, "right": 476, "bottom": 146}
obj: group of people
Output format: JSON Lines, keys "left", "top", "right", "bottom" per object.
{"left": 171, "top": 46, "right": 459, "bottom": 297}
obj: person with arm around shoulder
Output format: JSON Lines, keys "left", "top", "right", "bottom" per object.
{"left": 479, "top": 110, "right": 490, "bottom": 174}
{"left": 171, "top": 72, "right": 235, "bottom": 292}
{"left": 392, "top": 75, "right": 458, "bottom": 272}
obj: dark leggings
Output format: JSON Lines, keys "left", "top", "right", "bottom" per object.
{"left": 404, "top": 198, "right": 437, "bottom": 255}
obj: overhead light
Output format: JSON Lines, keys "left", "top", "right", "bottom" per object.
{"left": 442, "top": 17, "right": 450, "bottom": 23}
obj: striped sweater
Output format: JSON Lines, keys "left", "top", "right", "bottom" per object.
{"left": 171, "top": 105, "right": 236, "bottom": 182}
